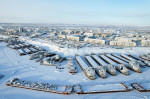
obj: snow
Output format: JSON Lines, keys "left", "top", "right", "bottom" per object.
{"left": 76, "top": 56, "right": 89, "bottom": 69}
{"left": 121, "top": 54, "right": 135, "bottom": 61}
{"left": 92, "top": 55, "right": 108, "bottom": 66}
{"left": 29, "top": 47, "right": 37, "bottom": 52}
{"left": 17, "top": 49, "right": 24, "bottom": 54}
{"left": 0, "top": 26, "right": 3, "bottom": 29}
{"left": 0, "top": 38, "right": 150, "bottom": 98}
{"left": 19, "top": 37, "right": 150, "bottom": 57}
{"left": 105, "top": 54, "right": 126, "bottom": 65}
{"left": 23, "top": 48, "right": 30, "bottom": 53}
{"left": 112, "top": 54, "right": 129, "bottom": 63}
{"left": 130, "top": 54, "right": 145, "bottom": 62}
{"left": 102, "top": 54, "right": 118, "bottom": 66}
{"left": 99, "top": 54, "right": 118, "bottom": 66}
{"left": 140, "top": 83, "right": 150, "bottom": 90}
{"left": 85, "top": 55, "right": 99, "bottom": 68}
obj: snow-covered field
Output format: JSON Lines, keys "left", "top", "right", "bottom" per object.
{"left": 0, "top": 39, "right": 150, "bottom": 99}
{"left": 20, "top": 37, "right": 150, "bottom": 57}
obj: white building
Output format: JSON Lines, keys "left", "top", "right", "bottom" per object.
{"left": 67, "top": 35, "right": 82, "bottom": 41}
{"left": 132, "top": 37, "right": 146, "bottom": 41}
{"left": 141, "top": 40, "right": 150, "bottom": 47}
{"left": 115, "top": 37, "right": 146, "bottom": 42}
{"left": 84, "top": 33, "right": 93, "bottom": 36}
{"left": 142, "top": 34, "right": 150, "bottom": 38}
{"left": 115, "top": 37, "right": 132, "bottom": 42}
{"left": 84, "top": 38, "right": 105, "bottom": 45}
{"left": 110, "top": 41, "right": 136, "bottom": 47}
{"left": 57, "top": 35, "right": 66, "bottom": 39}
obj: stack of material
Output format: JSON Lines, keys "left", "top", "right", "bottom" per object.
{"left": 6, "top": 78, "right": 73, "bottom": 95}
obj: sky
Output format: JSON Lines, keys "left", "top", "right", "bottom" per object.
{"left": 0, "top": 0, "right": 150, "bottom": 26}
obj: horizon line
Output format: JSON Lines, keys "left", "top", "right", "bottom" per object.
{"left": 0, "top": 22, "right": 150, "bottom": 27}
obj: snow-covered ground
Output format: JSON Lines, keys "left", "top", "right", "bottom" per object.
{"left": 0, "top": 39, "right": 150, "bottom": 98}
{"left": 20, "top": 37, "right": 150, "bottom": 57}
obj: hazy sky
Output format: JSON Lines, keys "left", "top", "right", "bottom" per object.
{"left": 0, "top": 0, "right": 150, "bottom": 25}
